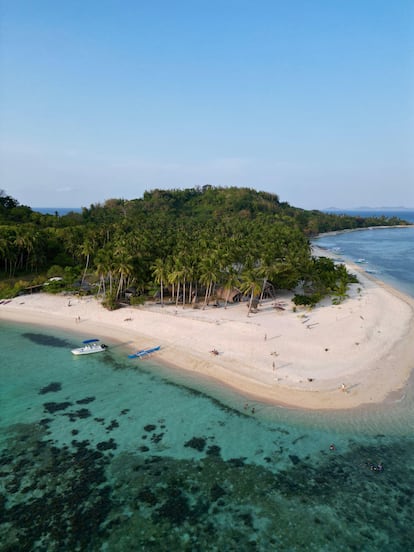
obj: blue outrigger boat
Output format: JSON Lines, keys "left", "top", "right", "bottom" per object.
{"left": 128, "top": 345, "right": 161, "bottom": 359}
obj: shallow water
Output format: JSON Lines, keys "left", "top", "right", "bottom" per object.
{"left": 1, "top": 317, "right": 414, "bottom": 551}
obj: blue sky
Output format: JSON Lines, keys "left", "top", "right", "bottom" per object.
{"left": 1, "top": 0, "right": 413, "bottom": 209}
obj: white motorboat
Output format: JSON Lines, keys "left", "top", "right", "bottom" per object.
{"left": 71, "top": 339, "right": 108, "bottom": 355}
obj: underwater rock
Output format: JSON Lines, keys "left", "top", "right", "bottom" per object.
{"left": 43, "top": 402, "right": 72, "bottom": 414}
{"left": 38, "top": 418, "right": 52, "bottom": 427}
{"left": 144, "top": 424, "right": 157, "bottom": 432}
{"left": 184, "top": 437, "right": 206, "bottom": 451}
{"left": 227, "top": 458, "right": 246, "bottom": 467}
{"left": 97, "top": 439, "right": 117, "bottom": 451}
{"left": 137, "top": 487, "right": 158, "bottom": 505}
{"left": 64, "top": 408, "right": 92, "bottom": 421}
{"left": 210, "top": 483, "right": 226, "bottom": 501}
{"left": 155, "top": 488, "right": 190, "bottom": 525}
{"left": 151, "top": 433, "right": 164, "bottom": 444}
{"left": 106, "top": 420, "right": 119, "bottom": 431}
{"left": 289, "top": 454, "right": 301, "bottom": 465}
{"left": 76, "top": 397, "right": 95, "bottom": 405}
{"left": 39, "top": 382, "right": 62, "bottom": 394}
{"left": 206, "top": 445, "right": 221, "bottom": 457}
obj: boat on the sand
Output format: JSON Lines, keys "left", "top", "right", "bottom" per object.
{"left": 128, "top": 345, "right": 161, "bottom": 359}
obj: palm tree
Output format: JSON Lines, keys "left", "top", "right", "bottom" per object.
{"left": 79, "top": 239, "right": 95, "bottom": 285}
{"left": 152, "top": 258, "right": 168, "bottom": 306}
{"left": 95, "top": 247, "right": 115, "bottom": 296}
{"left": 95, "top": 251, "right": 108, "bottom": 296}
{"left": 0, "top": 232, "right": 11, "bottom": 274}
{"left": 115, "top": 256, "right": 134, "bottom": 300}
{"left": 222, "top": 267, "right": 241, "bottom": 308}
{"left": 199, "top": 254, "right": 219, "bottom": 309}
{"left": 240, "top": 266, "right": 263, "bottom": 316}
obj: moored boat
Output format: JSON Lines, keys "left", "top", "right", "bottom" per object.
{"left": 71, "top": 339, "right": 108, "bottom": 355}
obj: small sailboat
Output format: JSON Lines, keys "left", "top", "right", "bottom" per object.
{"left": 128, "top": 345, "right": 161, "bottom": 359}
{"left": 71, "top": 339, "right": 108, "bottom": 355}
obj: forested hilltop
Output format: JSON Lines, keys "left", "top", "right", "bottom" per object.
{"left": 0, "top": 186, "right": 409, "bottom": 307}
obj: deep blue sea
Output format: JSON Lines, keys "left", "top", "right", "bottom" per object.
{"left": 1, "top": 212, "right": 414, "bottom": 551}
{"left": 323, "top": 209, "right": 414, "bottom": 224}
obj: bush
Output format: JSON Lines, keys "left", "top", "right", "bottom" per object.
{"left": 47, "top": 265, "right": 64, "bottom": 278}
{"left": 102, "top": 294, "right": 119, "bottom": 310}
{"left": 293, "top": 293, "right": 321, "bottom": 307}
{"left": 129, "top": 295, "right": 146, "bottom": 306}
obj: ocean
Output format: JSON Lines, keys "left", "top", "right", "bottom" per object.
{"left": 323, "top": 209, "right": 414, "bottom": 223}
{"left": 1, "top": 213, "right": 414, "bottom": 551}
{"left": 32, "top": 207, "right": 82, "bottom": 216}
{"left": 314, "top": 214, "right": 414, "bottom": 298}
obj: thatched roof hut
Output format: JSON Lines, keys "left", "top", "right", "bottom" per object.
{"left": 215, "top": 287, "right": 243, "bottom": 303}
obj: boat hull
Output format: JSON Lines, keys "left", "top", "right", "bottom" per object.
{"left": 71, "top": 344, "right": 107, "bottom": 355}
{"left": 128, "top": 345, "right": 160, "bottom": 359}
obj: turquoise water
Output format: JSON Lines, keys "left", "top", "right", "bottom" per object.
{"left": 1, "top": 226, "right": 414, "bottom": 550}
{"left": 314, "top": 225, "right": 414, "bottom": 298}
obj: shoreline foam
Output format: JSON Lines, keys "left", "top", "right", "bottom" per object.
{"left": 1, "top": 261, "right": 414, "bottom": 411}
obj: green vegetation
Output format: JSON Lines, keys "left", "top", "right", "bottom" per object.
{"left": 0, "top": 187, "right": 407, "bottom": 307}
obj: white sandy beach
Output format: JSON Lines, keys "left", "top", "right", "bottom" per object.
{"left": 1, "top": 258, "right": 414, "bottom": 411}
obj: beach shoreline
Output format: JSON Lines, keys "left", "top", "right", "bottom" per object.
{"left": 1, "top": 260, "right": 414, "bottom": 411}
{"left": 313, "top": 223, "right": 414, "bottom": 240}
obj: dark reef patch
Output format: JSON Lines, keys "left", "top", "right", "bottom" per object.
{"left": 39, "top": 382, "right": 62, "bottom": 394}
{"left": 2, "top": 420, "right": 414, "bottom": 551}
{"left": 144, "top": 424, "right": 157, "bottom": 432}
{"left": 154, "top": 486, "right": 191, "bottom": 525}
{"left": 43, "top": 401, "right": 72, "bottom": 414}
{"left": 76, "top": 396, "right": 95, "bottom": 405}
{"left": 97, "top": 439, "right": 117, "bottom": 451}
{"left": 289, "top": 454, "right": 301, "bottom": 465}
{"left": 1, "top": 424, "right": 112, "bottom": 551}
{"left": 106, "top": 419, "right": 119, "bottom": 431}
{"left": 184, "top": 437, "right": 206, "bottom": 451}
{"left": 206, "top": 445, "right": 221, "bottom": 457}
{"left": 227, "top": 457, "right": 246, "bottom": 467}
{"left": 22, "top": 333, "right": 71, "bottom": 348}
{"left": 64, "top": 408, "right": 92, "bottom": 421}
{"left": 151, "top": 433, "right": 164, "bottom": 444}
{"left": 38, "top": 418, "right": 53, "bottom": 427}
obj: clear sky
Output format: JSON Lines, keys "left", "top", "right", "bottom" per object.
{"left": 1, "top": 0, "right": 413, "bottom": 209}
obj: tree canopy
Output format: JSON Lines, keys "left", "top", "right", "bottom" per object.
{"left": 0, "top": 186, "right": 409, "bottom": 305}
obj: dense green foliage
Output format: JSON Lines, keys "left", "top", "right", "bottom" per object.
{"left": 0, "top": 186, "right": 408, "bottom": 306}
